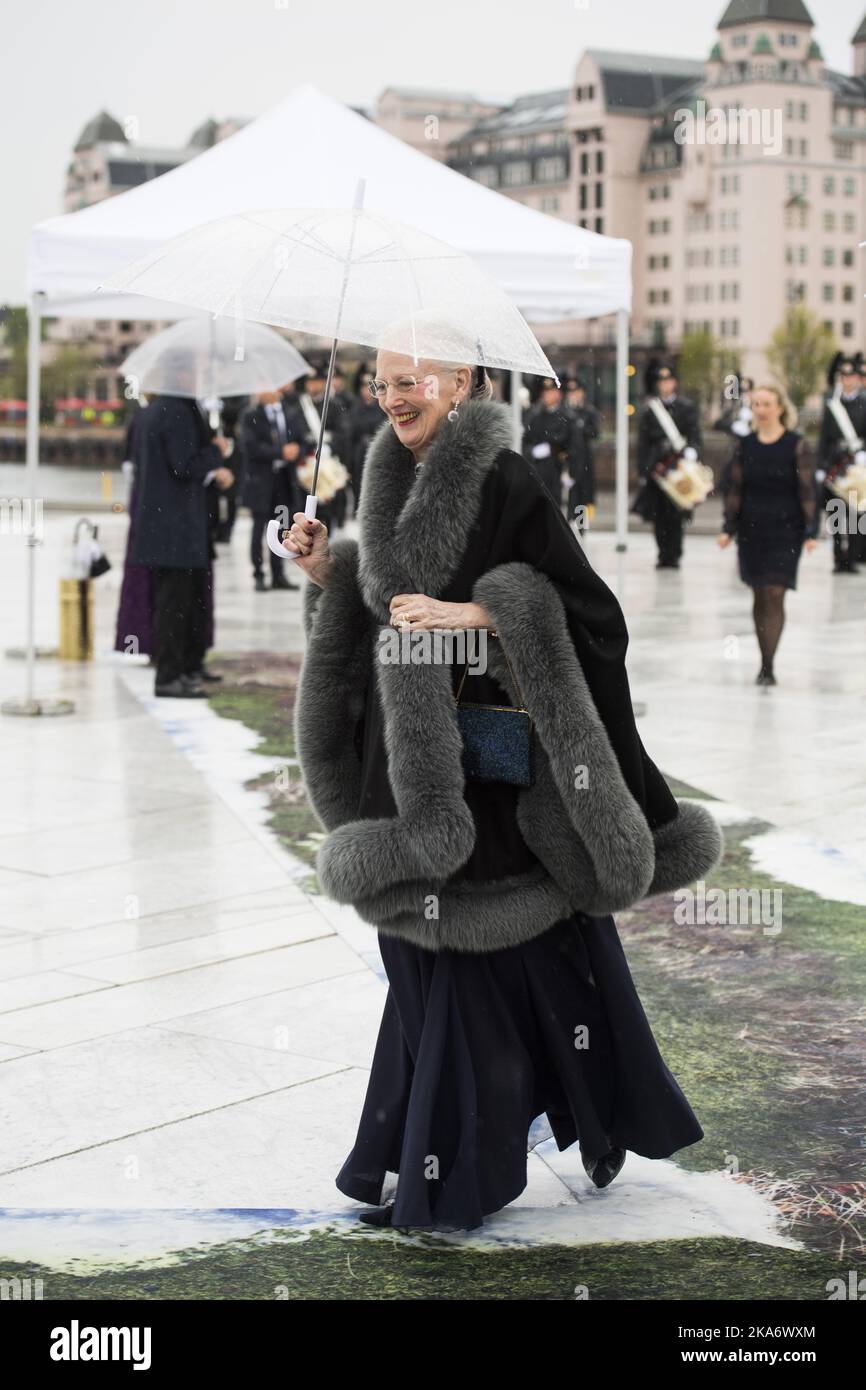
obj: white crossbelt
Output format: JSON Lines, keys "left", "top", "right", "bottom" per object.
{"left": 648, "top": 395, "right": 686, "bottom": 453}
{"left": 827, "top": 385, "right": 863, "bottom": 452}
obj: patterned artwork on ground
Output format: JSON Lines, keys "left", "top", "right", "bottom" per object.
{"left": 3, "top": 653, "right": 861, "bottom": 1300}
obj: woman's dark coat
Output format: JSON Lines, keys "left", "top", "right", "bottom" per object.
{"left": 131, "top": 396, "right": 222, "bottom": 570}
{"left": 295, "top": 397, "right": 722, "bottom": 953}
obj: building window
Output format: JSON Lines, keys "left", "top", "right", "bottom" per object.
{"left": 823, "top": 176, "right": 835, "bottom": 195}
{"left": 843, "top": 248, "right": 855, "bottom": 266}
{"left": 836, "top": 142, "right": 855, "bottom": 160}
{"left": 844, "top": 178, "right": 857, "bottom": 195}
{"left": 843, "top": 321, "right": 854, "bottom": 337}
{"left": 822, "top": 284, "right": 835, "bottom": 302}
{"left": 580, "top": 152, "right": 589, "bottom": 176}
{"left": 537, "top": 156, "right": 566, "bottom": 182}
{"left": 596, "top": 150, "right": 604, "bottom": 174}
{"left": 843, "top": 285, "right": 855, "bottom": 302}
{"left": 502, "top": 161, "right": 532, "bottom": 186}
{"left": 580, "top": 185, "right": 588, "bottom": 210}
{"left": 539, "top": 196, "right": 560, "bottom": 212}
{"left": 474, "top": 166, "right": 498, "bottom": 187}
{"left": 843, "top": 212, "right": 856, "bottom": 233}
{"left": 594, "top": 216, "right": 603, "bottom": 233}
{"left": 595, "top": 182, "right": 603, "bottom": 209}
{"left": 824, "top": 211, "right": 835, "bottom": 231}
{"left": 823, "top": 248, "right": 836, "bottom": 266}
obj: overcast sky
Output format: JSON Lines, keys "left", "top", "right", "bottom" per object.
{"left": 3, "top": 0, "right": 866, "bottom": 302}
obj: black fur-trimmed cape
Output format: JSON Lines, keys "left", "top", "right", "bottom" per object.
{"left": 293, "top": 396, "right": 723, "bottom": 952}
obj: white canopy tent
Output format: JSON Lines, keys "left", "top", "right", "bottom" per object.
{"left": 17, "top": 81, "right": 632, "bottom": 711}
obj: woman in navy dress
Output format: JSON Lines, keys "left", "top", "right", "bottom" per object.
{"left": 283, "top": 350, "right": 713, "bottom": 1234}
{"left": 717, "top": 384, "right": 818, "bottom": 686}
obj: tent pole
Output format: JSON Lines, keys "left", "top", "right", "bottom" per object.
{"left": 510, "top": 369, "right": 521, "bottom": 451}
{"left": 614, "top": 307, "right": 629, "bottom": 554}
{"left": 24, "top": 295, "right": 42, "bottom": 706}
{"left": 2, "top": 292, "right": 73, "bottom": 717}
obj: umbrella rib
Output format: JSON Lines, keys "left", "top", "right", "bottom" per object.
{"left": 209, "top": 210, "right": 343, "bottom": 318}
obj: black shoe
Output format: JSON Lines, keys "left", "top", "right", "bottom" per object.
{"left": 189, "top": 667, "right": 223, "bottom": 683}
{"left": 254, "top": 575, "right": 267, "bottom": 592}
{"left": 582, "top": 1146, "right": 627, "bottom": 1189}
{"left": 656, "top": 560, "right": 680, "bottom": 569}
{"left": 154, "top": 677, "right": 208, "bottom": 699}
{"left": 756, "top": 667, "right": 777, "bottom": 686}
{"left": 357, "top": 1202, "right": 395, "bottom": 1227}
{"left": 270, "top": 574, "right": 300, "bottom": 591}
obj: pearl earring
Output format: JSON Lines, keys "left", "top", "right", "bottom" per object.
{"left": 447, "top": 399, "right": 460, "bottom": 422}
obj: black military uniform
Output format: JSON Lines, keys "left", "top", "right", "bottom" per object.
{"left": 348, "top": 376, "right": 385, "bottom": 512}
{"left": 522, "top": 375, "right": 571, "bottom": 506}
{"left": 564, "top": 377, "right": 600, "bottom": 529}
{"left": 713, "top": 376, "right": 754, "bottom": 502}
{"left": 633, "top": 360, "right": 702, "bottom": 569}
{"left": 239, "top": 397, "right": 309, "bottom": 590}
{"left": 817, "top": 352, "right": 866, "bottom": 573}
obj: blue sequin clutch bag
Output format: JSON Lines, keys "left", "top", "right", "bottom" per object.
{"left": 455, "top": 633, "right": 534, "bottom": 787}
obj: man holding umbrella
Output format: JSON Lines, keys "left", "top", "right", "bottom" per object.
{"left": 131, "top": 359, "right": 234, "bottom": 698}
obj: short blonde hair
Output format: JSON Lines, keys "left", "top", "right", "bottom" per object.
{"left": 753, "top": 383, "right": 798, "bottom": 430}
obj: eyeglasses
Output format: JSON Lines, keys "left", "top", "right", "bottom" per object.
{"left": 368, "top": 371, "right": 453, "bottom": 400}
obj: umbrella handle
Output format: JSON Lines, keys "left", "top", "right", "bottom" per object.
{"left": 266, "top": 494, "right": 318, "bottom": 560}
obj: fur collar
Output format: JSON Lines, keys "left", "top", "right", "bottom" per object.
{"left": 292, "top": 394, "right": 724, "bottom": 953}
{"left": 356, "top": 396, "right": 514, "bottom": 622}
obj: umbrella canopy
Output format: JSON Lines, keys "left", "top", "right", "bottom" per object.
{"left": 101, "top": 206, "right": 556, "bottom": 379}
{"left": 118, "top": 316, "right": 312, "bottom": 400}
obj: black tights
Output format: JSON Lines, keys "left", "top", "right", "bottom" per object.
{"left": 752, "top": 584, "right": 786, "bottom": 673}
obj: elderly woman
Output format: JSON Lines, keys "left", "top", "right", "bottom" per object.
{"left": 283, "top": 337, "right": 723, "bottom": 1233}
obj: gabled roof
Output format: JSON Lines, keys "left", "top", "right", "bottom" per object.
{"left": 458, "top": 89, "right": 570, "bottom": 140}
{"left": 853, "top": 15, "right": 866, "bottom": 44}
{"left": 583, "top": 51, "right": 705, "bottom": 112}
{"left": 717, "top": 0, "right": 813, "bottom": 27}
{"left": 74, "top": 112, "right": 127, "bottom": 151}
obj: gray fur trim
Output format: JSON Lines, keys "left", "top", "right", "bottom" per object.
{"left": 315, "top": 651, "right": 476, "bottom": 902}
{"left": 292, "top": 397, "right": 725, "bottom": 952}
{"left": 647, "top": 798, "right": 725, "bottom": 897}
{"left": 357, "top": 397, "right": 515, "bottom": 621}
{"left": 361, "top": 867, "right": 575, "bottom": 954}
{"left": 293, "top": 538, "right": 374, "bottom": 832}
{"left": 474, "top": 562, "right": 657, "bottom": 912}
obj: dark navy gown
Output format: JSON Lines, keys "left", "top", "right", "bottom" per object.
{"left": 334, "top": 455, "right": 704, "bottom": 1231}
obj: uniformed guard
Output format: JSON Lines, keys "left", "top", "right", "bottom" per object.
{"left": 633, "top": 359, "right": 702, "bottom": 569}
{"left": 521, "top": 374, "right": 572, "bottom": 507}
{"left": 817, "top": 352, "right": 866, "bottom": 573}
{"left": 564, "top": 376, "right": 600, "bottom": 531}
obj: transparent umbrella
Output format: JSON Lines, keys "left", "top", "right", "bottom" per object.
{"left": 101, "top": 190, "right": 557, "bottom": 550}
{"left": 119, "top": 317, "right": 311, "bottom": 425}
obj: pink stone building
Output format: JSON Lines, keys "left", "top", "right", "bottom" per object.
{"left": 442, "top": 1, "right": 866, "bottom": 382}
